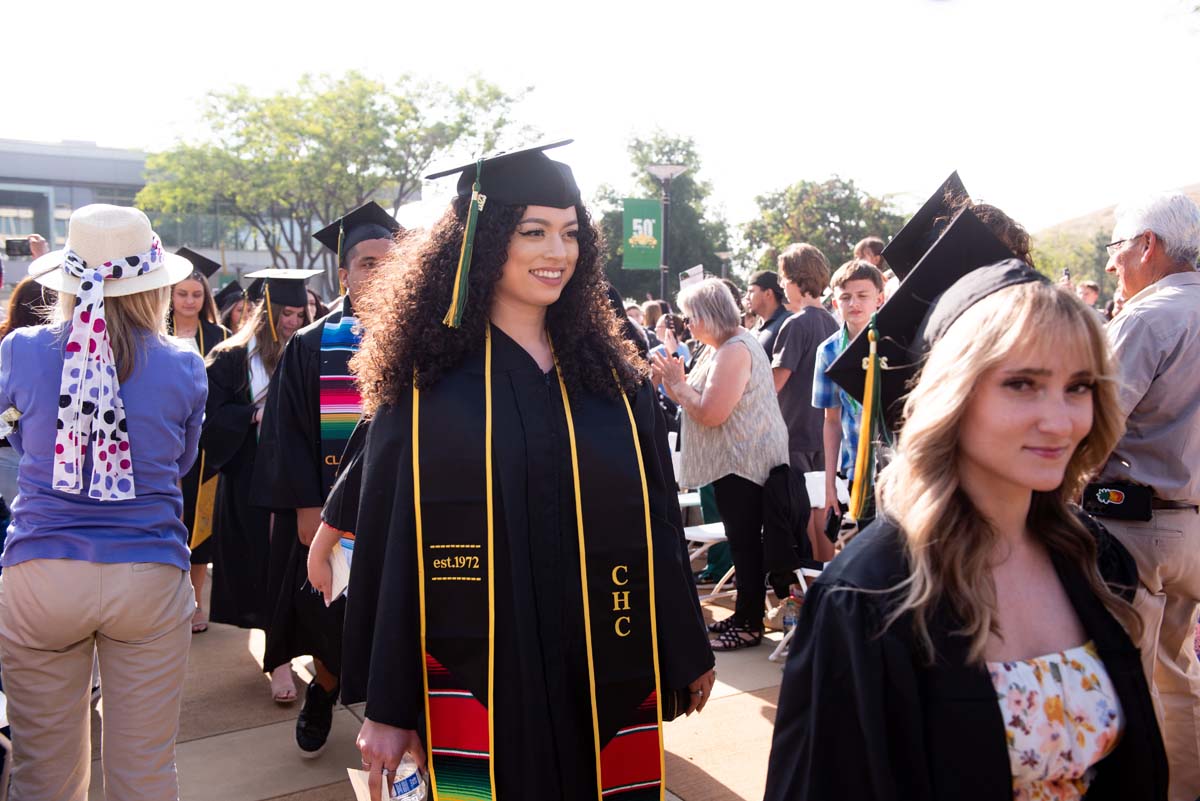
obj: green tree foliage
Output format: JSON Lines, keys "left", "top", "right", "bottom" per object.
{"left": 742, "top": 178, "right": 905, "bottom": 272}
{"left": 1032, "top": 228, "right": 1115, "bottom": 301}
{"left": 595, "top": 132, "right": 731, "bottom": 304}
{"left": 138, "top": 72, "right": 529, "bottom": 290}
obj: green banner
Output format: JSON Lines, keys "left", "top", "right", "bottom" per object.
{"left": 622, "top": 198, "right": 662, "bottom": 270}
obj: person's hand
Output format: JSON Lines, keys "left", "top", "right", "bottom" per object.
{"left": 650, "top": 351, "right": 686, "bottom": 396}
{"left": 686, "top": 668, "right": 716, "bottom": 715}
{"left": 357, "top": 718, "right": 426, "bottom": 801}
{"left": 296, "top": 506, "right": 323, "bottom": 546}
{"left": 28, "top": 234, "right": 48, "bottom": 260}
{"left": 825, "top": 480, "right": 842, "bottom": 518}
{"left": 650, "top": 362, "right": 665, "bottom": 389}
{"left": 662, "top": 327, "right": 679, "bottom": 355}
{"left": 307, "top": 527, "right": 335, "bottom": 603}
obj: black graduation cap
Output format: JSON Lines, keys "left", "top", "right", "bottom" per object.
{"left": 246, "top": 278, "right": 265, "bottom": 303}
{"left": 213, "top": 280, "right": 245, "bottom": 310}
{"left": 243, "top": 269, "right": 322, "bottom": 309}
{"left": 176, "top": 247, "right": 222, "bottom": 280}
{"left": 312, "top": 202, "right": 402, "bottom": 267}
{"left": 424, "top": 139, "right": 581, "bottom": 327}
{"left": 825, "top": 208, "right": 1018, "bottom": 430}
{"left": 425, "top": 139, "right": 581, "bottom": 209}
{"left": 881, "top": 172, "right": 970, "bottom": 281}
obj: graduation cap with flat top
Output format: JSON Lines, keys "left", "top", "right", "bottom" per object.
{"left": 213, "top": 280, "right": 244, "bottom": 310}
{"left": 825, "top": 208, "right": 1019, "bottom": 430}
{"left": 424, "top": 139, "right": 581, "bottom": 327}
{"left": 425, "top": 139, "right": 581, "bottom": 208}
{"left": 176, "top": 247, "right": 222, "bottom": 280}
{"left": 313, "top": 202, "right": 402, "bottom": 267}
{"left": 243, "top": 268, "right": 321, "bottom": 309}
{"left": 881, "top": 172, "right": 970, "bottom": 281}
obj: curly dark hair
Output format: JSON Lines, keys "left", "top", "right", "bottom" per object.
{"left": 352, "top": 196, "right": 646, "bottom": 415}
{"left": 940, "top": 196, "right": 1036, "bottom": 269}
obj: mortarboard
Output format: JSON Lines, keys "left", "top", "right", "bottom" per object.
{"left": 176, "top": 247, "right": 222, "bottom": 280}
{"left": 881, "top": 172, "right": 970, "bottom": 281}
{"left": 246, "top": 278, "right": 265, "bottom": 303}
{"left": 213, "top": 280, "right": 245, "bottom": 310}
{"left": 313, "top": 202, "right": 402, "bottom": 268}
{"left": 424, "top": 139, "right": 581, "bottom": 327}
{"left": 244, "top": 268, "right": 322, "bottom": 341}
{"left": 826, "top": 208, "right": 1017, "bottom": 430}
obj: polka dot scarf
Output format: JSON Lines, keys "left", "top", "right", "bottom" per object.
{"left": 53, "top": 237, "right": 163, "bottom": 501}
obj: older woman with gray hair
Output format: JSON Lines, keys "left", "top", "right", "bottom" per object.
{"left": 652, "top": 278, "right": 788, "bottom": 650}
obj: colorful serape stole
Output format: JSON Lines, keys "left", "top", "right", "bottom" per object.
{"left": 412, "top": 325, "right": 664, "bottom": 801}
{"left": 319, "top": 300, "right": 363, "bottom": 495}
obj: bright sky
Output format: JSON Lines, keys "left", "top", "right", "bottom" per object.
{"left": 8, "top": 0, "right": 1198, "bottom": 233}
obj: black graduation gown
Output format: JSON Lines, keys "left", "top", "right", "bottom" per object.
{"left": 252, "top": 307, "right": 350, "bottom": 675}
{"left": 202, "top": 344, "right": 273, "bottom": 630}
{"left": 763, "top": 515, "right": 1168, "bottom": 801}
{"left": 340, "top": 329, "right": 713, "bottom": 799}
{"left": 179, "top": 318, "right": 229, "bottom": 564}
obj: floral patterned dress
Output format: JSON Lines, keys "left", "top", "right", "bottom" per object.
{"left": 987, "top": 641, "right": 1124, "bottom": 800}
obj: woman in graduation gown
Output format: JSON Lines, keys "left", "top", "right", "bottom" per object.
{"left": 169, "top": 248, "right": 230, "bottom": 632}
{"left": 763, "top": 257, "right": 1167, "bottom": 800}
{"left": 202, "top": 281, "right": 309, "bottom": 645}
{"left": 348, "top": 143, "right": 714, "bottom": 800}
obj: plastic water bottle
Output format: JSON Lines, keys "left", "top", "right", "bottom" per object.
{"left": 390, "top": 754, "right": 427, "bottom": 800}
{"left": 782, "top": 596, "right": 800, "bottom": 636}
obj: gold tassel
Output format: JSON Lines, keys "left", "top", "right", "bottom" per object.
{"left": 849, "top": 323, "right": 878, "bottom": 519}
{"left": 265, "top": 283, "right": 278, "bottom": 343}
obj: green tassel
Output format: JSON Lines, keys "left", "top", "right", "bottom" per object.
{"left": 443, "top": 159, "right": 486, "bottom": 328}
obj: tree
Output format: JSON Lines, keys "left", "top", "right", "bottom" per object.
{"left": 594, "top": 132, "right": 731, "bottom": 304}
{"left": 137, "top": 72, "right": 530, "bottom": 292}
{"left": 742, "top": 178, "right": 905, "bottom": 272}
{"left": 1032, "top": 228, "right": 1114, "bottom": 302}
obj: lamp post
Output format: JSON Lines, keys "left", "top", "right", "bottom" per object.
{"left": 647, "top": 164, "right": 688, "bottom": 300}
{"left": 715, "top": 250, "right": 733, "bottom": 280}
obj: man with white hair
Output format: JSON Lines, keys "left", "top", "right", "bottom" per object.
{"left": 1087, "top": 191, "right": 1200, "bottom": 801}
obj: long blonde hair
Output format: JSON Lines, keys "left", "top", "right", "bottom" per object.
{"left": 876, "top": 281, "right": 1136, "bottom": 663}
{"left": 208, "top": 299, "right": 299, "bottom": 378}
{"left": 56, "top": 287, "right": 170, "bottom": 382}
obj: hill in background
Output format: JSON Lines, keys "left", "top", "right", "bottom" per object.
{"left": 1036, "top": 183, "right": 1200, "bottom": 240}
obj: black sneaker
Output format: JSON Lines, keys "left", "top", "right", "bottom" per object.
{"left": 296, "top": 679, "right": 338, "bottom": 759}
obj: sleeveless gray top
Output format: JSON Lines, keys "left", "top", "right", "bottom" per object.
{"left": 678, "top": 330, "right": 789, "bottom": 488}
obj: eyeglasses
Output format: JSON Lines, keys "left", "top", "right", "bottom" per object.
{"left": 1105, "top": 233, "right": 1145, "bottom": 256}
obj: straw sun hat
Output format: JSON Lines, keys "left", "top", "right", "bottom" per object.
{"left": 28, "top": 204, "right": 192, "bottom": 297}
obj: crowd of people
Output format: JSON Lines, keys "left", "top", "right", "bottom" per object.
{"left": 0, "top": 142, "right": 1198, "bottom": 801}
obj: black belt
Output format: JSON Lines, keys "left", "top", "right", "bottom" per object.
{"left": 1151, "top": 499, "right": 1199, "bottom": 512}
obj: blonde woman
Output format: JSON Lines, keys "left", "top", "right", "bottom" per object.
{"left": 653, "top": 278, "right": 789, "bottom": 650}
{"left": 0, "top": 205, "right": 204, "bottom": 800}
{"left": 202, "top": 275, "right": 310, "bottom": 702}
{"left": 764, "top": 262, "right": 1166, "bottom": 800}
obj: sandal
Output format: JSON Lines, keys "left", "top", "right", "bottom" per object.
{"left": 707, "top": 616, "right": 745, "bottom": 634}
{"left": 191, "top": 608, "right": 209, "bottom": 634}
{"left": 710, "top": 625, "right": 763, "bottom": 652}
{"left": 271, "top": 667, "right": 298, "bottom": 705}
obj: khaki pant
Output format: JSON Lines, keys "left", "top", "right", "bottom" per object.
{"left": 0, "top": 559, "right": 193, "bottom": 801}
{"left": 1104, "top": 510, "right": 1200, "bottom": 801}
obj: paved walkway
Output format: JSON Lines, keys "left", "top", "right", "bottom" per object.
{"left": 81, "top": 576, "right": 779, "bottom": 800}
